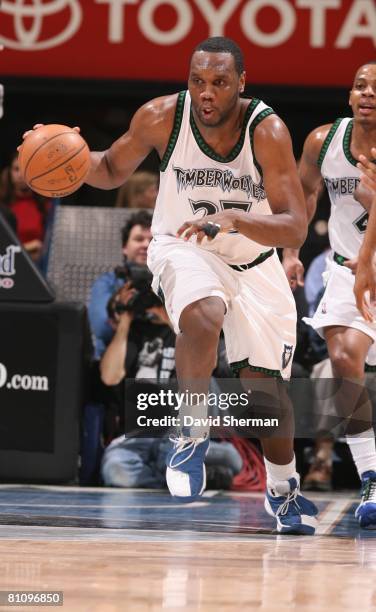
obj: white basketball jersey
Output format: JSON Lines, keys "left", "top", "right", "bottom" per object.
{"left": 152, "top": 91, "right": 275, "bottom": 265}
{"left": 319, "top": 118, "right": 365, "bottom": 260}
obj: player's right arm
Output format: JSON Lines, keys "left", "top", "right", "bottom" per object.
{"left": 88, "top": 95, "right": 177, "bottom": 189}
{"left": 21, "top": 95, "right": 177, "bottom": 191}
{"left": 283, "top": 124, "right": 331, "bottom": 288}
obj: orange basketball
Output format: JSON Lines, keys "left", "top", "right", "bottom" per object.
{"left": 18, "top": 124, "right": 91, "bottom": 198}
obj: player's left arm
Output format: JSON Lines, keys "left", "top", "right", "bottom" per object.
{"left": 177, "top": 116, "right": 307, "bottom": 248}
{"left": 232, "top": 115, "right": 307, "bottom": 248}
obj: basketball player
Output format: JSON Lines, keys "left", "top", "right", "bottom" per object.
{"left": 284, "top": 62, "right": 376, "bottom": 528}
{"left": 354, "top": 149, "right": 376, "bottom": 322}
{"left": 23, "top": 37, "right": 318, "bottom": 534}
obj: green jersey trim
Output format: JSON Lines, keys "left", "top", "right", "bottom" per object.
{"left": 230, "top": 358, "right": 282, "bottom": 379}
{"left": 317, "top": 118, "right": 342, "bottom": 169}
{"left": 189, "top": 97, "right": 260, "bottom": 163}
{"left": 343, "top": 119, "right": 358, "bottom": 167}
{"left": 160, "top": 91, "right": 186, "bottom": 172}
{"left": 249, "top": 107, "right": 275, "bottom": 176}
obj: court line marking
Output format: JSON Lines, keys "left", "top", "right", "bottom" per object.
{"left": 0, "top": 503, "right": 210, "bottom": 509}
{"left": 316, "top": 498, "right": 352, "bottom": 535}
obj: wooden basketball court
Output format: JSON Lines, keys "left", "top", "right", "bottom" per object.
{"left": 0, "top": 485, "right": 375, "bottom": 611}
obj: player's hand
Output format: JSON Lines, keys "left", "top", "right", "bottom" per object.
{"left": 353, "top": 257, "right": 376, "bottom": 322}
{"left": 343, "top": 257, "right": 358, "bottom": 274}
{"left": 357, "top": 148, "right": 376, "bottom": 193}
{"left": 17, "top": 124, "right": 81, "bottom": 151}
{"left": 282, "top": 253, "right": 304, "bottom": 290}
{"left": 177, "top": 210, "right": 238, "bottom": 244}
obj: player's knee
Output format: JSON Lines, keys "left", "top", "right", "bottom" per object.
{"left": 179, "top": 298, "right": 224, "bottom": 343}
{"left": 330, "top": 349, "right": 363, "bottom": 378}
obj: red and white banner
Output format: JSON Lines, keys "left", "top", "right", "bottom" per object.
{"left": 0, "top": 0, "right": 374, "bottom": 86}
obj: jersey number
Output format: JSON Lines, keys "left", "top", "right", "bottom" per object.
{"left": 353, "top": 211, "right": 368, "bottom": 234}
{"left": 189, "top": 199, "right": 252, "bottom": 216}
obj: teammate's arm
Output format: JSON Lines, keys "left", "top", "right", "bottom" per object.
{"left": 282, "top": 125, "right": 331, "bottom": 287}
{"left": 354, "top": 182, "right": 374, "bottom": 212}
{"left": 353, "top": 149, "right": 376, "bottom": 321}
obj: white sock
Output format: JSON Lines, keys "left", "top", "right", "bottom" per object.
{"left": 179, "top": 399, "right": 209, "bottom": 439}
{"left": 346, "top": 429, "right": 376, "bottom": 478}
{"left": 264, "top": 455, "right": 298, "bottom": 486}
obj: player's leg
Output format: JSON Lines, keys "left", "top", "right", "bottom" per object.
{"left": 175, "top": 296, "right": 225, "bottom": 388}
{"left": 239, "top": 369, "right": 318, "bottom": 535}
{"left": 224, "top": 252, "right": 318, "bottom": 534}
{"left": 148, "top": 241, "right": 231, "bottom": 501}
{"left": 165, "top": 296, "right": 226, "bottom": 501}
{"left": 325, "top": 325, "right": 376, "bottom": 528}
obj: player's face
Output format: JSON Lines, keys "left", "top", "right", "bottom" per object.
{"left": 122, "top": 224, "right": 152, "bottom": 264}
{"left": 188, "top": 51, "right": 245, "bottom": 127}
{"left": 349, "top": 64, "right": 376, "bottom": 124}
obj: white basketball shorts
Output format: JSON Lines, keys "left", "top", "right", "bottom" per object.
{"left": 147, "top": 236, "right": 296, "bottom": 379}
{"left": 304, "top": 260, "right": 376, "bottom": 366}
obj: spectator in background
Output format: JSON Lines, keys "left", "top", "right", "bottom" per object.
{"left": 80, "top": 211, "right": 154, "bottom": 485}
{"left": 115, "top": 171, "right": 158, "bottom": 209}
{"left": 0, "top": 152, "right": 50, "bottom": 262}
{"left": 89, "top": 210, "right": 153, "bottom": 360}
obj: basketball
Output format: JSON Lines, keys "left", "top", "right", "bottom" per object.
{"left": 18, "top": 124, "right": 91, "bottom": 198}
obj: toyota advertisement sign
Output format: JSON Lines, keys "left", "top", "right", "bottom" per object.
{"left": 0, "top": 0, "right": 374, "bottom": 86}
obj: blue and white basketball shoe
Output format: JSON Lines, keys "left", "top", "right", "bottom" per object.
{"left": 355, "top": 470, "right": 376, "bottom": 529}
{"left": 166, "top": 435, "right": 210, "bottom": 502}
{"left": 265, "top": 476, "right": 318, "bottom": 535}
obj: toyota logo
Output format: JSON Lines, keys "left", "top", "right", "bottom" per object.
{"left": 0, "top": 0, "right": 82, "bottom": 50}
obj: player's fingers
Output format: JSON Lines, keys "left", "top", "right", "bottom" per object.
{"left": 176, "top": 222, "right": 191, "bottom": 237}
{"left": 344, "top": 259, "right": 357, "bottom": 273}
{"left": 33, "top": 123, "right": 44, "bottom": 130}
{"left": 297, "top": 265, "right": 305, "bottom": 286}
{"left": 73, "top": 126, "right": 81, "bottom": 133}
{"left": 356, "top": 292, "right": 373, "bottom": 322}
{"left": 183, "top": 225, "right": 199, "bottom": 241}
{"left": 363, "top": 301, "right": 373, "bottom": 323}
{"left": 196, "top": 230, "right": 206, "bottom": 244}
{"left": 370, "top": 285, "right": 376, "bottom": 306}
{"left": 22, "top": 129, "right": 34, "bottom": 140}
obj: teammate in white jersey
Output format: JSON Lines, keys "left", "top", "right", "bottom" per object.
{"left": 22, "top": 37, "right": 318, "bottom": 535}
{"left": 284, "top": 62, "right": 376, "bottom": 528}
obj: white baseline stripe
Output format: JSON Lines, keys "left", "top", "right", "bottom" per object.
{"left": 316, "top": 498, "right": 352, "bottom": 535}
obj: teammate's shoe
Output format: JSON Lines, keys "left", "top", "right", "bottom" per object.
{"left": 355, "top": 470, "right": 376, "bottom": 529}
{"left": 166, "top": 435, "right": 210, "bottom": 502}
{"left": 264, "top": 476, "right": 319, "bottom": 535}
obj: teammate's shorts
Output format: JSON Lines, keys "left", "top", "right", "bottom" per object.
{"left": 147, "top": 236, "right": 296, "bottom": 379}
{"left": 304, "top": 259, "right": 376, "bottom": 366}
